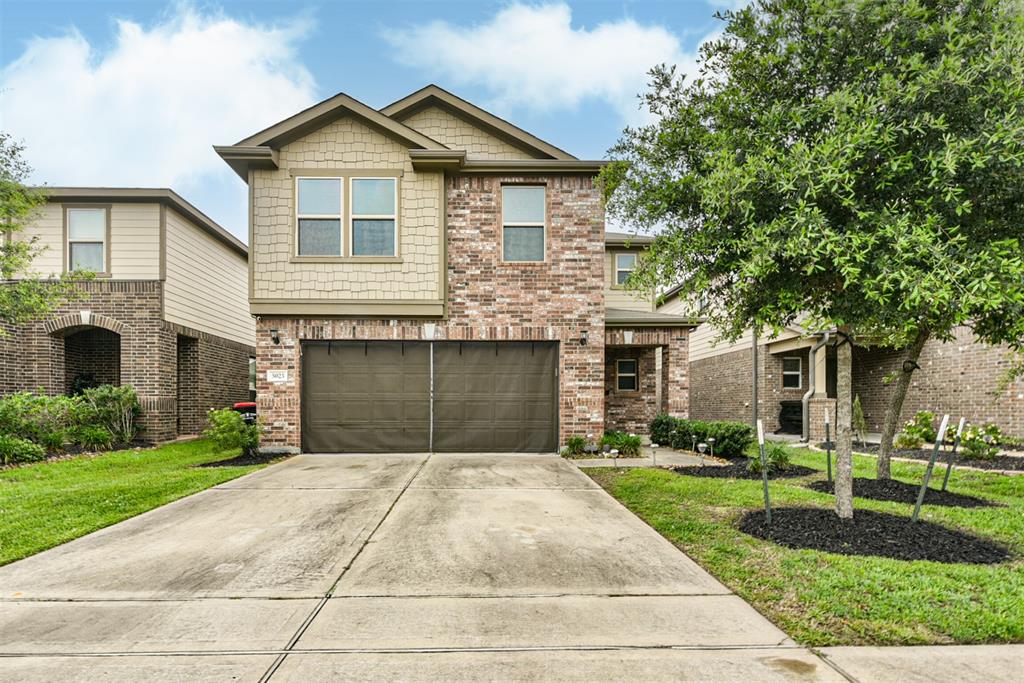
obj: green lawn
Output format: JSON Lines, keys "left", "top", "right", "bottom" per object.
{"left": 588, "top": 448, "right": 1024, "bottom": 647}
{"left": 0, "top": 439, "right": 279, "bottom": 566}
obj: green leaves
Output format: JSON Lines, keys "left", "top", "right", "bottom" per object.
{"left": 601, "top": 0, "right": 1024, "bottom": 349}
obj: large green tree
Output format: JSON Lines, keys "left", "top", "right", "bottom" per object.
{"left": 1, "top": 133, "right": 85, "bottom": 326}
{"left": 602, "top": 0, "right": 1024, "bottom": 516}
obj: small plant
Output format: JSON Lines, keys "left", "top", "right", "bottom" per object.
{"left": 961, "top": 423, "right": 1002, "bottom": 460}
{"left": 79, "top": 385, "right": 141, "bottom": 444}
{"left": 560, "top": 436, "right": 588, "bottom": 458}
{"left": 852, "top": 395, "right": 868, "bottom": 447}
{"left": 204, "top": 408, "right": 261, "bottom": 456}
{"left": 747, "top": 441, "right": 792, "bottom": 474}
{"left": 893, "top": 431, "right": 924, "bottom": 451}
{"left": 0, "top": 434, "right": 46, "bottom": 465}
{"left": 39, "top": 430, "right": 67, "bottom": 453}
{"left": 74, "top": 425, "right": 113, "bottom": 452}
{"left": 599, "top": 431, "right": 643, "bottom": 457}
{"left": 905, "top": 411, "right": 938, "bottom": 443}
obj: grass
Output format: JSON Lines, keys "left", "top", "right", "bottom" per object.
{"left": 0, "top": 439, "right": 279, "bottom": 566}
{"left": 587, "top": 446, "right": 1024, "bottom": 647}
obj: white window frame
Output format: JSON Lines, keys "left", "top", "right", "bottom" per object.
{"left": 349, "top": 176, "right": 398, "bottom": 258}
{"left": 615, "top": 252, "right": 637, "bottom": 287}
{"left": 616, "top": 358, "right": 639, "bottom": 392}
{"left": 501, "top": 185, "right": 546, "bottom": 263}
{"left": 66, "top": 207, "right": 108, "bottom": 273}
{"left": 782, "top": 356, "right": 802, "bottom": 389}
{"left": 295, "top": 176, "right": 344, "bottom": 257}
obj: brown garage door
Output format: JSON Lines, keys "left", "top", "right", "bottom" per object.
{"left": 301, "top": 340, "right": 558, "bottom": 453}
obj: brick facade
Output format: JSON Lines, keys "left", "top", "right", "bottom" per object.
{"left": 605, "top": 346, "right": 658, "bottom": 434}
{"left": 257, "top": 174, "right": 606, "bottom": 450}
{"left": 0, "top": 281, "right": 253, "bottom": 443}
{"left": 852, "top": 327, "right": 1023, "bottom": 437}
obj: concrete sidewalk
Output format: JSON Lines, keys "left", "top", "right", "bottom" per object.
{"left": 0, "top": 452, "right": 1016, "bottom": 681}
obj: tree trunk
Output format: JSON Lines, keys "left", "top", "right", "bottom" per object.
{"left": 835, "top": 334, "right": 854, "bottom": 519}
{"left": 876, "top": 328, "right": 931, "bottom": 479}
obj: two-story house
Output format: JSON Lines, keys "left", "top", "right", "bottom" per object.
{"left": 216, "top": 85, "right": 697, "bottom": 453}
{"left": 1, "top": 188, "right": 255, "bottom": 442}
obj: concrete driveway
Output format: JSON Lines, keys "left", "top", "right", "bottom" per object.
{"left": 0, "top": 453, "right": 841, "bottom": 681}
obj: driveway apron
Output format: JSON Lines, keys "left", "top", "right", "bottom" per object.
{"left": 0, "top": 453, "right": 849, "bottom": 681}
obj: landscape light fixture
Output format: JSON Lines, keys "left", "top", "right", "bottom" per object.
{"left": 270, "top": 329, "right": 280, "bottom": 345}
{"left": 708, "top": 437, "right": 716, "bottom": 459}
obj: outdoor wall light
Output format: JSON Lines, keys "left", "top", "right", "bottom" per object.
{"left": 579, "top": 330, "right": 589, "bottom": 346}
{"left": 270, "top": 329, "right": 280, "bottom": 345}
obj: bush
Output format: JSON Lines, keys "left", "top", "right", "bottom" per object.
{"left": 666, "top": 419, "right": 755, "bottom": 458}
{"left": 0, "top": 386, "right": 141, "bottom": 453}
{"left": 747, "top": 441, "right": 792, "bottom": 474}
{"left": 893, "top": 431, "right": 924, "bottom": 450}
{"left": 961, "top": 423, "right": 1001, "bottom": 460}
{"left": 0, "top": 434, "right": 46, "bottom": 465}
{"left": 39, "top": 430, "right": 67, "bottom": 453}
{"left": 904, "top": 411, "right": 938, "bottom": 443}
{"left": 600, "top": 431, "right": 643, "bottom": 457}
{"left": 75, "top": 425, "right": 113, "bottom": 451}
{"left": 204, "top": 408, "right": 260, "bottom": 456}
{"left": 78, "top": 385, "right": 141, "bottom": 444}
{"left": 561, "top": 435, "right": 588, "bottom": 457}
{"left": 650, "top": 414, "right": 677, "bottom": 445}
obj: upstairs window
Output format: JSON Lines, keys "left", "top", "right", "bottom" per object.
{"left": 782, "top": 357, "right": 802, "bottom": 389}
{"left": 351, "top": 178, "right": 397, "bottom": 257}
{"left": 296, "top": 177, "right": 342, "bottom": 256}
{"left": 502, "top": 186, "right": 545, "bottom": 262}
{"left": 67, "top": 207, "right": 107, "bottom": 272}
{"left": 615, "top": 252, "right": 637, "bottom": 286}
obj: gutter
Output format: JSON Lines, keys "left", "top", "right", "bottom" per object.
{"left": 802, "top": 332, "right": 831, "bottom": 442}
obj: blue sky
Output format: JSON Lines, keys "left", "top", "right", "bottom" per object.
{"left": 1, "top": 1, "right": 736, "bottom": 240}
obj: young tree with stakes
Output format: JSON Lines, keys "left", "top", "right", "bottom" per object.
{"left": 601, "top": 0, "right": 1024, "bottom": 517}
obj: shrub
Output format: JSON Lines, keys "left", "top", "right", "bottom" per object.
{"left": 904, "top": 411, "right": 938, "bottom": 443}
{"left": 204, "top": 408, "right": 261, "bottom": 456}
{"left": 893, "top": 431, "right": 924, "bottom": 450}
{"left": 74, "top": 425, "right": 113, "bottom": 452}
{"left": 561, "top": 436, "right": 588, "bottom": 458}
{"left": 600, "top": 431, "right": 643, "bottom": 457}
{"left": 852, "top": 395, "right": 868, "bottom": 446}
{"left": 70, "top": 372, "right": 99, "bottom": 395}
{"left": 650, "top": 414, "right": 677, "bottom": 445}
{"left": 0, "top": 434, "right": 46, "bottom": 465}
{"left": 667, "top": 419, "right": 754, "bottom": 457}
{"left": 39, "top": 430, "right": 67, "bottom": 453}
{"left": 78, "top": 385, "right": 141, "bottom": 444}
{"left": 961, "top": 423, "right": 1001, "bottom": 460}
{"left": 748, "top": 440, "right": 792, "bottom": 474}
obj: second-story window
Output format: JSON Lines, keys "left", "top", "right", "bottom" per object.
{"left": 615, "top": 252, "right": 637, "bottom": 285}
{"left": 502, "top": 186, "right": 545, "bottom": 262}
{"left": 351, "top": 178, "right": 397, "bottom": 257}
{"left": 296, "top": 177, "right": 342, "bottom": 256}
{"left": 67, "top": 207, "right": 107, "bottom": 272}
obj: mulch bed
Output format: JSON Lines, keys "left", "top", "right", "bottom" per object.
{"left": 817, "top": 442, "right": 1024, "bottom": 472}
{"left": 195, "top": 451, "right": 284, "bottom": 468}
{"left": 673, "top": 461, "right": 817, "bottom": 480}
{"left": 737, "top": 507, "right": 1011, "bottom": 564}
{"left": 806, "top": 477, "right": 998, "bottom": 508}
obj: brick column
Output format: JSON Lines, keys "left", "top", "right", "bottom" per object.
{"left": 808, "top": 397, "right": 837, "bottom": 442}
{"left": 256, "top": 318, "right": 301, "bottom": 452}
{"left": 663, "top": 333, "right": 690, "bottom": 419}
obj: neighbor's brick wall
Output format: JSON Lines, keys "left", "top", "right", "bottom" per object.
{"left": 605, "top": 346, "right": 658, "bottom": 435}
{"left": 257, "top": 174, "right": 606, "bottom": 450}
{"left": 853, "top": 327, "right": 1024, "bottom": 437}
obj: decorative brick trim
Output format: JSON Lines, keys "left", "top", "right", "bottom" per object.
{"left": 44, "top": 312, "right": 124, "bottom": 336}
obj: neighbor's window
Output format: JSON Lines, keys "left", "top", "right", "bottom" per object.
{"left": 616, "top": 358, "right": 638, "bottom": 391}
{"left": 296, "top": 177, "right": 342, "bottom": 256}
{"left": 502, "top": 186, "right": 545, "bottom": 262}
{"left": 782, "top": 357, "right": 802, "bottom": 389}
{"left": 67, "top": 207, "right": 107, "bottom": 272}
{"left": 615, "top": 253, "right": 637, "bottom": 286}
{"left": 351, "top": 178, "right": 397, "bottom": 257}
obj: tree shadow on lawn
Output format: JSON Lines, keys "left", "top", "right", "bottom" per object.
{"left": 738, "top": 507, "right": 1011, "bottom": 564}
{"left": 807, "top": 478, "right": 1001, "bottom": 508}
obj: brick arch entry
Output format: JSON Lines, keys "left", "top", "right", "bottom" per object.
{"left": 46, "top": 313, "right": 124, "bottom": 394}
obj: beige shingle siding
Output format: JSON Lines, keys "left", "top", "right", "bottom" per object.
{"left": 163, "top": 208, "right": 255, "bottom": 346}
{"left": 251, "top": 116, "right": 442, "bottom": 301}
{"left": 21, "top": 202, "right": 160, "bottom": 278}
{"left": 401, "top": 106, "right": 536, "bottom": 160}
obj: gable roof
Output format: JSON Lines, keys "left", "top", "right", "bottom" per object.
{"left": 381, "top": 85, "right": 577, "bottom": 161}
{"left": 44, "top": 187, "right": 246, "bottom": 257}
{"left": 605, "top": 231, "right": 655, "bottom": 247}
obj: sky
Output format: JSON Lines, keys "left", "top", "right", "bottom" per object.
{"left": 0, "top": 0, "right": 740, "bottom": 241}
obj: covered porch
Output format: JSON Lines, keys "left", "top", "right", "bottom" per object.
{"left": 604, "top": 309, "right": 699, "bottom": 436}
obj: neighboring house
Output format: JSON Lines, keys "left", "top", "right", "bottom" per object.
{"left": 0, "top": 188, "right": 256, "bottom": 442}
{"left": 216, "top": 85, "right": 697, "bottom": 453}
{"left": 657, "top": 288, "right": 1024, "bottom": 440}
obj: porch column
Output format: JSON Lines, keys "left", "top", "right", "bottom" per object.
{"left": 662, "top": 333, "right": 690, "bottom": 419}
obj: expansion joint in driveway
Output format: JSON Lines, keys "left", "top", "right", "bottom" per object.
{"left": 257, "top": 453, "right": 433, "bottom": 683}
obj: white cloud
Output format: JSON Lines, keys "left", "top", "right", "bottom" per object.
{"left": 386, "top": 3, "right": 698, "bottom": 125}
{"left": 0, "top": 4, "right": 318, "bottom": 238}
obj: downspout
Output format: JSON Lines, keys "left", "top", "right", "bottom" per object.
{"left": 802, "top": 332, "right": 831, "bottom": 442}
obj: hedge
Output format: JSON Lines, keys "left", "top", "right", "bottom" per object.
{"left": 650, "top": 414, "right": 755, "bottom": 458}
